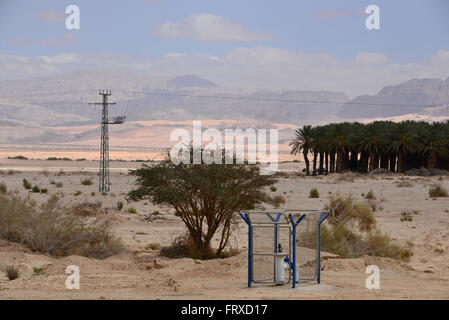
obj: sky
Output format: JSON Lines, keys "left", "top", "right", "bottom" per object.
{"left": 0, "top": 0, "right": 449, "bottom": 97}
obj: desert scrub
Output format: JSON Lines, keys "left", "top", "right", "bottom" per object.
{"left": 429, "top": 184, "right": 448, "bottom": 198}
{"left": 0, "top": 183, "right": 6, "bottom": 194}
{"left": 269, "top": 186, "right": 277, "bottom": 192}
{"left": 74, "top": 190, "right": 82, "bottom": 196}
{"left": 32, "top": 185, "right": 41, "bottom": 193}
{"left": 81, "top": 178, "right": 93, "bottom": 186}
{"left": 0, "top": 192, "right": 123, "bottom": 259}
{"left": 5, "top": 265, "right": 20, "bottom": 280}
{"left": 23, "top": 179, "right": 32, "bottom": 190}
{"left": 33, "top": 266, "right": 45, "bottom": 275}
{"left": 309, "top": 188, "right": 319, "bottom": 198}
{"left": 145, "top": 242, "right": 161, "bottom": 250}
{"left": 400, "top": 212, "right": 413, "bottom": 222}
{"left": 116, "top": 201, "right": 124, "bottom": 210}
{"left": 127, "top": 207, "right": 138, "bottom": 214}
{"left": 396, "top": 180, "right": 414, "bottom": 188}
{"left": 364, "top": 190, "right": 376, "bottom": 200}
{"left": 322, "top": 193, "right": 411, "bottom": 261}
{"left": 273, "top": 195, "right": 286, "bottom": 208}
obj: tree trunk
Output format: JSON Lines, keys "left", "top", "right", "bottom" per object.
{"left": 330, "top": 151, "right": 336, "bottom": 173}
{"left": 319, "top": 152, "right": 324, "bottom": 175}
{"left": 389, "top": 154, "right": 396, "bottom": 172}
{"left": 303, "top": 150, "right": 310, "bottom": 175}
{"left": 380, "top": 153, "right": 389, "bottom": 169}
{"left": 312, "top": 152, "right": 318, "bottom": 176}
{"left": 325, "top": 152, "right": 329, "bottom": 174}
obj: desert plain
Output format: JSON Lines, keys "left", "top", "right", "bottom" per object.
{"left": 0, "top": 157, "right": 448, "bottom": 300}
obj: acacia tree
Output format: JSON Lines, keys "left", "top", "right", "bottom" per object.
{"left": 127, "top": 148, "right": 276, "bottom": 259}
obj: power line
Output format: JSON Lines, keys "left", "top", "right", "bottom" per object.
{"left": 0, "top": 87, "right": 446, "bottom": 109}
{"left": 120, "top": 89, "right": 443, "bottom": 108}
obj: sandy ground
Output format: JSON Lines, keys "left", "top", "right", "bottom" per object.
{"left": 0, "top": 159, "right": 448, "bottom": 300}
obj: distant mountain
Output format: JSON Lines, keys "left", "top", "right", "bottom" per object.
{"left": 338, "top": 77, "right": 449, "bottom": 119}
{"left": 167, "top": 75, "right": 218, "bottom": 89}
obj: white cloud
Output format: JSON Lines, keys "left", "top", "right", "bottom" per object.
{"left": 1, "top": 48, "right": 449, "bottom": 98}
{"left": 153, "top": 13, "right": 277, "bottom": 42}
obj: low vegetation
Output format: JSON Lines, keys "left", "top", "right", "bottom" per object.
{"left": 5, "top": 265, "right": 20, "bottom": 280}
{"left": 273, "top": 195, "right": 286, "bottom": 208}
{"left": 0, "top": 192, "right": 123, "bottom": 259}
{"left": 309, "top": 188, "right": 319, "bottom": 198}
{"left": 23, "top": 179, "right": 32, "bottom": 190}
{"left": 322, "top": 193, "right": 412, "bottom": 261}
{"left": 81, "top": 178, "right": 94, "bottom": 186}
{"left": 429, "top": 184, "right": 449, "bottom": 198}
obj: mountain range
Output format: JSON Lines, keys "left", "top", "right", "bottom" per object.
{"left": 0, "top": 72, "right": 448, "bottom": 146}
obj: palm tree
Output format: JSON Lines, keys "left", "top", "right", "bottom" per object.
{"left": 390, "top": 121, "right": 416, "bottom": 173}
{"left": 290, "top": 125, "right": 313, "bottom": 175}
{"left": 418, "top": 123, "right": 448, "bottom": 169}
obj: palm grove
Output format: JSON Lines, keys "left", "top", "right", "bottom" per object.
{"left": 290, "top": 120, "right": 449, "bottom": 175}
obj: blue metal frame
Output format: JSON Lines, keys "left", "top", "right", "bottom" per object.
{"left": 317, "top": 212, "right": 329, "bottom": 284}
{"left": 288, "top": 213, "right": 306, "bottom": 288}
{"left": 239, "top": 212, "right": 252, "bottom": 287}
{"left": 240, "top": 211, "right": 328, "bottom": 288}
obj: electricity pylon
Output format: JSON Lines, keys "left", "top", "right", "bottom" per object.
{"left": 89, "top": 90, "right": 125, "bottom": 192}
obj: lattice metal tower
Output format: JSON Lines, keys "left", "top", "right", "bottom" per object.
{"left": 89, "top": 90, "right": 125, "bottom": 192}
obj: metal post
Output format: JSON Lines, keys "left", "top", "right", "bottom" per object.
{"left": 239, "top": 212, "right": 252, "bottom": 288}
{"left": 89, "top": 90, "right": 125, "bottom": 193}
{"left": 317, "top": 212, "right": 329, "bottom": 284}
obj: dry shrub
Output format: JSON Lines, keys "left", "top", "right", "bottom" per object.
{"left": 273, "top": 195, "right": 286, "bottom": 208}
{"left": 429, "top": 184, "right": 448, "bottom": 198}
{"left": 396, "top": 180, "right": 414, "bottom": 188}
{"left": 5, "top": 265, "right": 20, "bottom": 280}
{"left": 159, "top": 232, "right": 235, "bottom": 260}
{"left": 365, "top": 231, "right": 413, "bottom": 261}
{"left": 72, "top": 202, "right": 104, "bottom": 217}
{"left": 0, "top": 192, "right": 122, "bottom": 259}
{"left": 0, "top": 183, "right": 6, "bottom": 194}
{"left": 334, "top": 171, "right": 365, "bottom": 183}
{"left": 322, "top": 193, "right": 411, "bottom": 261}
{"left": 325, "top": 193, "right": 376, "bottom": 232}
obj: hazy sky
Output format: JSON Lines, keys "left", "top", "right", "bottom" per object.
{"left": 1, "top": 0, "right": 449, "bottom": 97}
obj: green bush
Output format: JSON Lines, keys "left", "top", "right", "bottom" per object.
{"left": 116, "top": 201, "right": 124, "bottom": 211}
{"left": 309, "top": 188, "right": 319, "bottom": 198}
{"left": 32, "top": 185, "right": 41, "bottom": 193}
{"left": 127, "top": 207, "right": 137, "bottom": 214}
{"left": 23, "top": 179, "right": 32, "bottom": 190}
{"left": 74, "top": 190, "right": 82, "bottom": 196}
{"left": 269, "top": 186, "right": 277, "bottom": 192}
{"left": 81, "top": 178, "right": 93, "bottom": 186}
